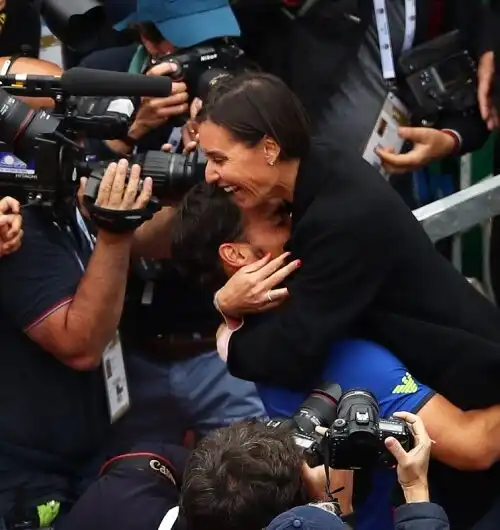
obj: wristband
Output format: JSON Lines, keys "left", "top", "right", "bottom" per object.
{"left": 441, "top": 129, "right": 462, "bottom": 154}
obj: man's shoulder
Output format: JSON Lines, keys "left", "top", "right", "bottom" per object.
{"left": 325, "top": 340, "right": 435, "bottom": 416}
{"left": 80, "top": 44, "right": 138, "bottom": 72}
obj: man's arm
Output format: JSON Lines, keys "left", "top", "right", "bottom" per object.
{"left": 27, "top": 231, "right": 133, "bottom": 371}
{"left": 418, "top": 395, "right": 500, "bottom": 471}
{"left": 1, "top": 162, "right": 152, "bottom": 372}
{"left": 131, "top": 205, "right": 176, "bottom": 260}
{"left": 436, "top": 110, "right": 490, "bottom": 156}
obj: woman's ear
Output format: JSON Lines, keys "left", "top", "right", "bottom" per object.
{"left": 263, "top": 136, "right": 281, "bottom": 166}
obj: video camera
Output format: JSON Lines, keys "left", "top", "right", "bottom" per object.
{"left": 399, "top": 30, "right": 478, "bottom": 123}
{"left": 0, "top": 69, "right": 206, "bottom": 209}
{"left": 268, "top": 383, "right": 412, "bottom": 470}
{"left": 150, "top": 40, "right": 246, "bottom": 101}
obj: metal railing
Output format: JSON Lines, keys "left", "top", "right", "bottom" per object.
{"left": 413, "top": 168, "right": 500, "bottom": 300}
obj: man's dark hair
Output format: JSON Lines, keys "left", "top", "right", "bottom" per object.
{"left": 180, "top": 421, "right": 308, "bottom": 530}
{"left": 199, "top": 71, "right": 311, "bottom": 160}
{"left": 170, "top": 182, "right": 245, "bottom": 289}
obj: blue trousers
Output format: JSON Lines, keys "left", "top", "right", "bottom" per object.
{"left": 80, "top": 350, "right": 266, "bottom": 489}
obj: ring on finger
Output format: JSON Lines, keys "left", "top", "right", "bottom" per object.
{"left": 267, "top": 290, "right": 274, "bottom": 303}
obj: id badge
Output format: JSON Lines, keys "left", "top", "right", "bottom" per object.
{"left": 362, "top": 92, "right": 412, "bottom": 179}
{"left": 102, "top": 332, "right": 130, "bottom": 423}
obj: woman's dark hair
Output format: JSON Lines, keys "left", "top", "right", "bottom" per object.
{"left": 199, "top": 71, "right": 311, "bottom": 160}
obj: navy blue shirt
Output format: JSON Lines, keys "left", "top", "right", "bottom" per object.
{"left": 0, "top": 206, "right": 109, "bottom": 513}
{"left": 258, "top": 339, "right": 435, "bottom": 530}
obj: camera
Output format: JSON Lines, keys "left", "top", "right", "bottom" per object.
{"left": 0, "top": 89, "right": 206, "bottom": 207}
{"left": 151, "top": 40, "right": 246, "bottom": 101}
{"left": 268, "top": 384, "right": 412, "bottom": 470}
{"left": 399, "top": 30, "right": 478, "bottom": 122}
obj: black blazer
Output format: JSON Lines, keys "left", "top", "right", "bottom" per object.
{"left": 239, "top": 0, "right": 489, "bottom": 154}
{"left": 227, "top": 146, "right": 500, "bottom": 529}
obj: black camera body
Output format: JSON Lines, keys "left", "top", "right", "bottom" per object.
{"left": 322, "top": 390, "right": 412, "bottom": 469}
{"left": 268, "top": 384, "right": 412, "bottom": 471}
{"left": 0, "top": 90, "right": 206, "bottom": 208}
{"left": 151, "top": 41, "right": 246, "bottom": 101}
{"left": 399, "top": 30, "right": 478, "bottom": 122}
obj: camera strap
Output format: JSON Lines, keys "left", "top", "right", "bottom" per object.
{"left": 373, "top": 0, "right": 416, "bottom": 83}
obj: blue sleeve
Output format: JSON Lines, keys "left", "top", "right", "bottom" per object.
{"left": 258, "top": 339, "right": 434, "bottom": 420}
{"left": 322, "top": 340, "right": 435, "bottom": 418}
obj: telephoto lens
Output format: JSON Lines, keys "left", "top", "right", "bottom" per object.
{"left": 133, "top": 149, "right": 207, "bottom": 200}
{"left": 0, "top": 88, "right": 60, "bottom": 162}
{"left": 292, "top": 382, "right": 342, "bottom": 436}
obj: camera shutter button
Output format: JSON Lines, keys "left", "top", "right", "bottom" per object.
{"left": 333, "top": 419, "right": 346, "bottom": 428}
{"left": 292, "top": 520, "right": 302, "bottom": 528}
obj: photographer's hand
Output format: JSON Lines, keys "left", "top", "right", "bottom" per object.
{"left": 0, "top": 196, "right": 23, "bottom": 257}
{"left": 181, "top": 97, "right": 203, "bottom": 153}
{"left": 385, "top": 412, "right": 432, "bottom": 504}
{"left": 376, "top": 127, "right": 457, "bottom": 175}
{"left": 106, "top": 63, "right": 189, "bottom": 156}
{"left": 301, "top": 463, "right": 354, "bottom": 516}
{"left": 215, "top": 252, "right": 300, "bottom": 321}
{"left": 478, "top": 51, "right": 499, "bottom": 131}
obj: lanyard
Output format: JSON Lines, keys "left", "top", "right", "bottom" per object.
{"left": 373, "top": 0, "right": 417, "bottom": 82}
{"left": 72, "top": 208, "right": 96, "bottom": 271}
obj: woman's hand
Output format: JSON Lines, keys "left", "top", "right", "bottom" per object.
{"left": 215, "top": 252, "right": 301, "bottom": 319}
{"left": 385, "top": 412, "right": 432, "bottom": 503}
{"left": 0, "top": 196, "right": 23, "bottom": 257}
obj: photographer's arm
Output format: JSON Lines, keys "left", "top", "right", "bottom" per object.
{"left": 26, "top": 161, "right": 152, "bottom": 371}
{"left": 27, "top": 231, "right": 133, "bottom": 371}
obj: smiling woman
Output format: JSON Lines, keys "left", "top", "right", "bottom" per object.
{"left": 197, "top": 72, "right": 310, "bottom": 210}
{"left": 189, "top": 72, "right": 500, "bottom": 466}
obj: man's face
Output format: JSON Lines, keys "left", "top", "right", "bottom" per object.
{"left": 218, "top": 200, "right": 291, "bottom": 276}
{"left": 244, "top": 201, "right": 291, "bottom": 260}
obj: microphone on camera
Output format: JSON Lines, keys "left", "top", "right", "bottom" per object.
{"left": 0, "top": 68, "right": 173, "bottom": 98}
{"left": 61, "top": 68, "right": 173, "bottom": 97}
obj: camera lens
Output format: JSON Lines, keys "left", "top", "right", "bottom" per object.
{"left": 196, "top": 69, "right": 233, "bottom": 101}
{"left": 0, "top": 88, "right": 59, "bottom": 162}
{"left": 137, "top": 150, "right": 207, "bottom": 199}
{"left": 292, "top": 382, "right": 342, "bottom": 436}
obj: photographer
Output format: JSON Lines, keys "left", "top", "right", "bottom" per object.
{"left": 0, "top": 195, "right": 22, "bottom": 256}
{"left": 81, "top": 0, "right": 240, "bottom": 157}
{"left": 78, "top": 0, "right": 266, "bottom": 445}
{"left": 181, "top": 414, "right": 448, "bottom": 530}
{"left": 0, "top": 160, "right": 151, "bottom": 524}
{"left": 171, "top": 182, "right": 500, "bottom": 529}
{"left": 264, "top": 413, "right": 449, "bottom": 530}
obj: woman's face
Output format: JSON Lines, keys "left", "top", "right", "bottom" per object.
{"left": 199, "top": 120, "right": 280, "bottom": 210}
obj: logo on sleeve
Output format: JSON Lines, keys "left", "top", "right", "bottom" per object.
{"left": 392, "top": 372, "right": 418, "bottom": 394}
